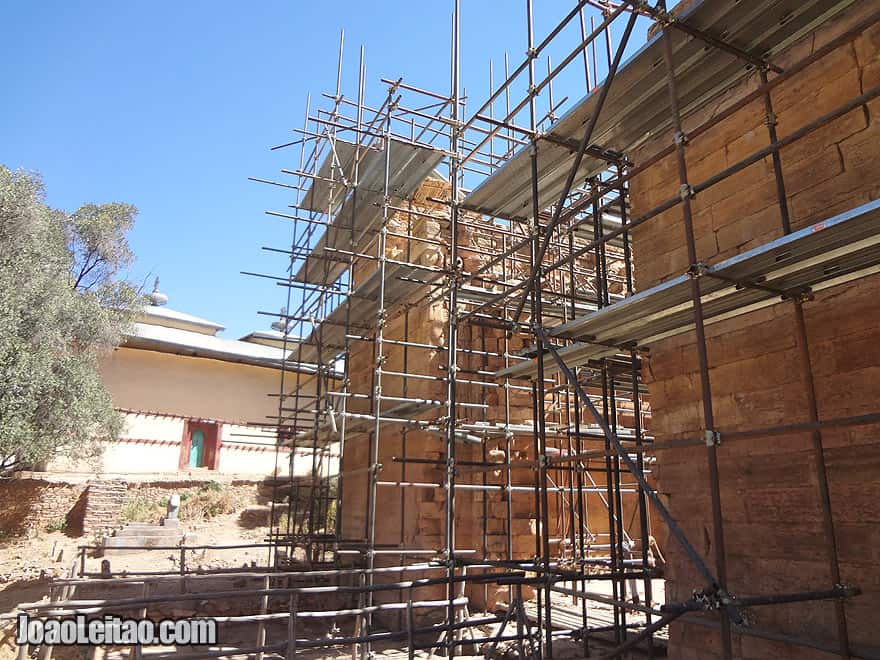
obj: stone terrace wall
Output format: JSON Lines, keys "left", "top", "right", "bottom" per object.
{"left": 82, "top": 479, "right": 128, "bottom": 536}
{"left": 628, "top": 5, "right": 880, "bottom": 659}
{"left": 0, "top": 476, "right": 262, "bottom": 539}
{"left": 0, "top": 479, "right": 87, "bottom": 537}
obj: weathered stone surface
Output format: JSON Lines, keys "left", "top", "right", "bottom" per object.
{"left": 628, "top": 3, "right": 880, "bottom": 657}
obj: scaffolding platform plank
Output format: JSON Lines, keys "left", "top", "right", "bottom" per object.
{"left": 461, "top": 0, "right": 855, "bottom": 221}
{"left": 294, "top": 259, "right": 445, "bottom": 366}
{"left": 282, "top": 400, "right": 441, "bottom": 449}
{"left": 498, "top": 199, "right": 880, "bottom": 379}
{"left": 294, "top": 139, "right": 444, "bottom": 288}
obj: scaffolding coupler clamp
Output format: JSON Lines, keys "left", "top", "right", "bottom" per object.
{"left": 835, "top": 583, "right": 861, "bottom": 598}
{"left": 705, "top": 429, "right": 721, "bottom": 447}
{"left": 692, "top": 585, "right": 725, "bottom": 611}
{"left": 687, "top": 262, "right": 709, "bottom": 279}
{"left": 764, "top": 110, "right": 778, "bottom": 128}
{"left": 679, "top": 183, "right": 695, "bottom": 201}
{"left": 787, "top": 286, "right": 814, "bottom": 303}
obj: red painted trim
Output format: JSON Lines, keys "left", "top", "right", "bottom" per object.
{"left": 205, "top": 423, "right": 221, "bottom": 470}
{"left": 179, "top": 421, "right": 193, "bottom": 470}
{"left": 112, "top": 437, "right": 291, "bottom": 453}
{"left": 180, "top": 421, "right": 220, "bottom": 470}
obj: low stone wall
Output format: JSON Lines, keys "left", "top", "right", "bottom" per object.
{"left": 127, "top": 480, "right": 259, "bottom": 508}
{"left": 0, "top": 479, "right": 87, "bottom": 537}
{"left": 0, "top": 475, "right": 263, "bottom": 539}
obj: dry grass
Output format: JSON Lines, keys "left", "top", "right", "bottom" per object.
{"left": 122, "top": 482, "right": 246, "bottom": 524}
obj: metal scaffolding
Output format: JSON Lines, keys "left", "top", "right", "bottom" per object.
{"left": 249, "top": 0, "right": 877, "bottom": 657}
{"left": 19, "top": 1, "right": 879, "bottom": 659}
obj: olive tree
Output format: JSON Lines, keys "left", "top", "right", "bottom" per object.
{"left": 0, "top": 166, "right": 142, "bottom": 475}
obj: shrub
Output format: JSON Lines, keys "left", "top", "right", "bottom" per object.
{"left": 122, "top": 496, "right": 164, "bottom": 523}
{"left": 179, "top": 483, "right": 244, "bottom": 521}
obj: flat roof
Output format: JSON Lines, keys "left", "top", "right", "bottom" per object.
{"left": 123, "top": 321, "right": 321, "bottom": 374}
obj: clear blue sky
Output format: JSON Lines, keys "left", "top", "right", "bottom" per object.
{"left": 2, "top": 1, "right": 649, "bottom": 339}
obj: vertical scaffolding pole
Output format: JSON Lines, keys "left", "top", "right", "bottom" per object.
{"left": 660, "top": 25, "right": 733, "bottom": 660}
{"left": 524, "top": 0, "right": 554, "bottom": 654}
{"left": 760, "top": 67, "right": 851, "bottom": 660}
{"left": 364, "top": 83, "right": 396, "bottom": 658}
{"left": 445, "top": 1, "right": 462, "bottom": 656}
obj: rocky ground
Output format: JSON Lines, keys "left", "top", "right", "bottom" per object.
{"left": 0, "top": 509, "right": 274, "bottom": 615}
{"left": 0, "top": 509, "right": 654, "bottom": 659}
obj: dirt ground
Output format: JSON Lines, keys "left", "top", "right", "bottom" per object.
{"left": 0, "top": 512, "right": 272, "bottom": 616}
{"left": 0, "top": 516, "right": 659, "bottom": 659}
{"left": 0, "top": 511, "right": 277, "bottom": 658}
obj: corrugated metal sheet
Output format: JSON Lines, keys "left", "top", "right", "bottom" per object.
{"left": 293, "top": 139, "right": 444, "bottom": 287}
{"left": 295, "top": 259, "right": 445, "bottom": 365}
{"left": 498, "top": 199, "right": 880, "bottom": 379}
{"left": 462, "top": 0, "right": 855, "bottom": 221}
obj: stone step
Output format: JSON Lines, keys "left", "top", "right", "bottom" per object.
{"left": 114, "top": 524, "right": 180, "bottom": 537}
{"left": 119, "top": 520, "right": 180, "bottom": 527}
{"left": 103, "top": 534, "right": 183, "bottom": 550}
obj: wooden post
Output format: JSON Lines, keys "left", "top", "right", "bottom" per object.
{"left": 179, "top": 547, "right": 186, "bottom": 595}
{"left": 286, "top": 594, "right": 298, "bottom": 660}
{"left": 36, "top": 585, "right": 56, "bottom": 660}
{"left": 129, "top": 581, "right": 149, "bottom": 660}
{"left": 407, "top": 598, "right": 415, "bottom": 660}
{"left": 255, "top": 575, "right": 270, "bottom": 660}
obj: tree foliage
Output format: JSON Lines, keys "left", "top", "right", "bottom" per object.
{"left": 0, "top": 166, "right": 142, "bottom": 475}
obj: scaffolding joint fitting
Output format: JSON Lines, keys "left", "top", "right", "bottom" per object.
{"left": 657, "top": 9, "right": 676, "bottom": 28}
{"left": 788, "top": 287, "right": 814, "bottom": 303}
{"left": 692, "top": 586, "right": 719, "bottom": 611}
{"left": 716, "top": 588, "right": 734, "bottom": 607}
{"left": 704, "top": 429, "right": 721, "bottom": 447}
{"left": 834, "top": 582, "right": 858, "bottom": 597}
{"left": 674, "top": 131, "right": 688, "bottom": 146}
{"left": 764, "top": 111, "right": 778, "bottom": 127}
{"left": 526, "top": 47, "right": 538, "bottom": 60}
{"left": 687, "top": 262, "right": 709, "bottom": 279}
{"left": 679, "top": 183, "right": 695, "bottom": 201}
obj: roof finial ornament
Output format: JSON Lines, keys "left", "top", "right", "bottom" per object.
{"left": 148, "top": 276, "right": 169, "bottom": 307}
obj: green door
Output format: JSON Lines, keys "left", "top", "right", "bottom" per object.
{"left": 189, "top": 429, "right": 205, "bottom": 467}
